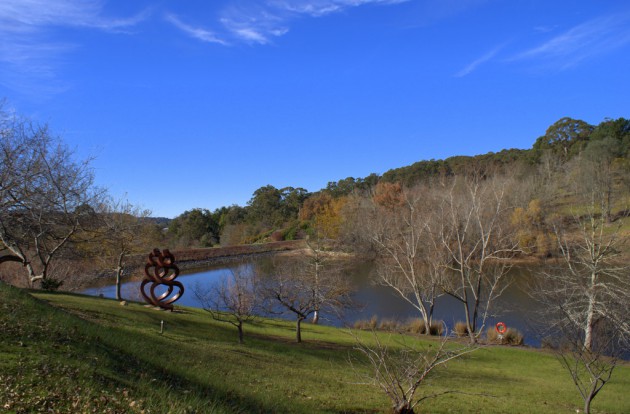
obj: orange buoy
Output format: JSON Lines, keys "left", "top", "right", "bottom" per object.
{"left": 495, "top": 322, "right": 507, "bottom": 334}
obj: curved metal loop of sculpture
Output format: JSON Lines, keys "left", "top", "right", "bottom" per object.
{"left": 140, "top": 248, "right": 184, "bottom": 311}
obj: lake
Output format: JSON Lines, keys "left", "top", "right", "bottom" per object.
{"left": 82, "top": 257, "right": 543, "bottom": 346}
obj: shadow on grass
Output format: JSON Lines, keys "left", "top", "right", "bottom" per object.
{"left": 1, "top": 285, "right": 288, "bottom": 413}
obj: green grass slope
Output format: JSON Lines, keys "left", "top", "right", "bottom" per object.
{"left": 1, "top": 282, "right": 628, "bottom": 413}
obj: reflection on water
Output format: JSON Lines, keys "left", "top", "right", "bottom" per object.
{"left": 82, "top": 257, "right": 543, "bottom": 346}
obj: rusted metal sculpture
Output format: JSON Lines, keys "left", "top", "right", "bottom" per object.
{"left": 140, "top": 248, "right": 184, "bottom": 311}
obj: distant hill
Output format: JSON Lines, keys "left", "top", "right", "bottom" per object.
{"left": 143, "top": 216, "right": 171, "bottom": 228}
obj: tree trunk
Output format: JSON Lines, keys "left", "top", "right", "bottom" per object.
{"left": 25, "top": 261, "right": 39, "bottom": 288}
{"left": 428, "top": 289, "right": 435, "bottom": 326}
{"left": 115, "top": 252, "right": 125, "bottom": 301}
{"left": 584, "top": 271, "right": 597, "bottom": 351}
{"left": 421, "top": 312, "right": 431, "bottom": 335}
{"left": 462, "top": 291, "right": 476, "bottom": 344}
{"left": 115, "top": 269, "right": 122, "bottom": 301}
{"left": 471, "top": 276, "right": 482, "bottom": 334}
{"left": 415, "top": 295, "right": 431, "bottom": 335}
{"left": 296, "top": 316, "right": 304, "bottom": 343}
{"left": 584, "top": 395, "right": 592, "bottom": 414}
{"left": 393, "top": 401, "right": 414, "bottom": 414}
{"left": 237, "top": 321, "right": 244, "bottom": 344}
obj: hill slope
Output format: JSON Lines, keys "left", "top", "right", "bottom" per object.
{"left": 1, "top": 283, "right": 629, "bottom": 413}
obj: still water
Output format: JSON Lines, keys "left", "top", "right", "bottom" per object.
{"left": 82, "top": 258, "right": 542, "bottom": 346}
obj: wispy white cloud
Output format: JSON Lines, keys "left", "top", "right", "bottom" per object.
{"left": 164, "top": 14, "right": 228, "bottom": 45}
{"left": 0, "top": 0, "right": 147, "bottom": 33}
{"left": 268, "top": 0, "right": 408, "bottom": 18}
{"left": 511, "top": 13, "right": 630, "bottom": 70}
{"left": 165, "top": 0, "right": 410, "bottom": 45}
{"left": 217, "top": 2, "right": 291, "bottom": 45}
{"left": 0, "top": 0, "right": 98, "bottom": 33}
{"left": 0, "top": 0, "right": 148, "bottom": 98}
{"left": 455, "top": 43, "right": 505, "bottom": 77}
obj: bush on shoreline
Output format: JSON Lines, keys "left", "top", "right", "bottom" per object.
{"left": 486, "top": 326, "right": 525, "bottom": 345}
{"left": 353, "top": 316, "right": 444, "bottom": 336}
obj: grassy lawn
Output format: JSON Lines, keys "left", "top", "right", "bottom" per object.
{"left": 1, "top": 282, "right": 628, "bottom": 413}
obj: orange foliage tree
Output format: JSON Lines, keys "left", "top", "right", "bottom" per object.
{"left": 300, "top": 193, "right": 348, "bottom": 239}
{"left": 511, "top": 199, "right": 555, "bottom": 257}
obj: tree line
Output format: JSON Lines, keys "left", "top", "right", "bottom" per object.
{"left": 164, "top": 116, "right": 630, "bottom": 249}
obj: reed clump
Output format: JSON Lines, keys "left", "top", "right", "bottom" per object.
{"left": 353, "top": 316, "right": 444, "bottom": 336}
{"left": 486, "top": 327, "right": 524, "bottom": 345}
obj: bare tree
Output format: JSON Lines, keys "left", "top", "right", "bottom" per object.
{"left": 351, "top": 329, "right": 476, "bottom": 414}
{"left": 368, "top": 182, "right": 443, "bottom": 334}
{"left": 261, "top": 252, "right": 353, "bottom": 343}
{"left": 0, "top": 106, "right": 104, "bottom": 287}
{"left": 538, "top": 208, "right": 629, "bottom": 350}
{"left": 542, "top": 307, "right": 621, "bottom": 414}
{"left": 302, "top": 235, "right": 350, "bottom": 324}
{"left": 531, "top": 193, "right": 629, "bottom": 413}
{"left": 194, "top": 264, "right": 258, "bottom": 344}
{"left": 431, "top": 175, "right": 517, "bottom": 343}
{"left": 100, "top": 196, "right": 152, "bottom": 301}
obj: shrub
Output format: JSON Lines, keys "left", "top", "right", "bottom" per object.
{"left": 353, "top": 316, "right": 445, "bottom": 335}
{"left": 428, "top": 321, "right": 444, "bottom": 336}
{"left": 353, "top": 317, "right": 402, "bottom": 332}
{"left": 454, "top": 322, "right": 470, "bottom": 337}
{"left": 486, "top": 327, "right": 524, "bottom": 345}
{"left": 281, "top": 220, "right": 304, "bottom": 241}
{"left": 405, "top": 318, "right": 425, "bottom": 334}
{"left": 368, "top": 315, "right": 378, "bottom": 330}
{"left": 404, "top": 319, "right": 444, "bottom": 336}
{"left": 41, "top": 278, "right": 64, "bottom": 291}
{"left": 283, "top": 227, "right": 297, "bottom": 240}
{"left": 378, "top": 318, "right": 401, "bottom": 332}
{"left": 270, "top": 231, "right": 284, "bottom": 242}
{"left": 535, "top": 232, "right": 556, "bottom": 258}
{"left": 353, "top": 315, "right": 379, "bottom": 330}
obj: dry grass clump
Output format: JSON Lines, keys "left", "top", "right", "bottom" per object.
{"left": 454, "top": 321, "right": 470, "bottom": 337}
{"left": 353, "top": 315, "right": 379, "bottom": 330}
{"left": 486, "top": 327, "right": 524, "bottom": 345}
{"left": 405, "top": 319, "right": 444, "bottom": 336}
{"left": 353, "top": 316, "right": 444, "bottom": 336}
{"left": 378, "top": 318, "right": 402, "bottom": 331}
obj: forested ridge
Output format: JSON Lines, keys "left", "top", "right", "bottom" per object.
{"left": 163, "top": 116, "right": 630, "bottom": 250}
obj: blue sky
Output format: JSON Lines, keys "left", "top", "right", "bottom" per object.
{"left": 1, "top": 0, "right": 629, "bottom": 218}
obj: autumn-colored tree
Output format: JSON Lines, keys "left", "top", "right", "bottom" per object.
{"left": 300, "top": 192, "right": 348, "bottom": 239}
{"left": 372, "top": 182, "right": 405, "bottom": 210}
{"left": 510, "top": 199, "right": 555, "bottom": 257}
